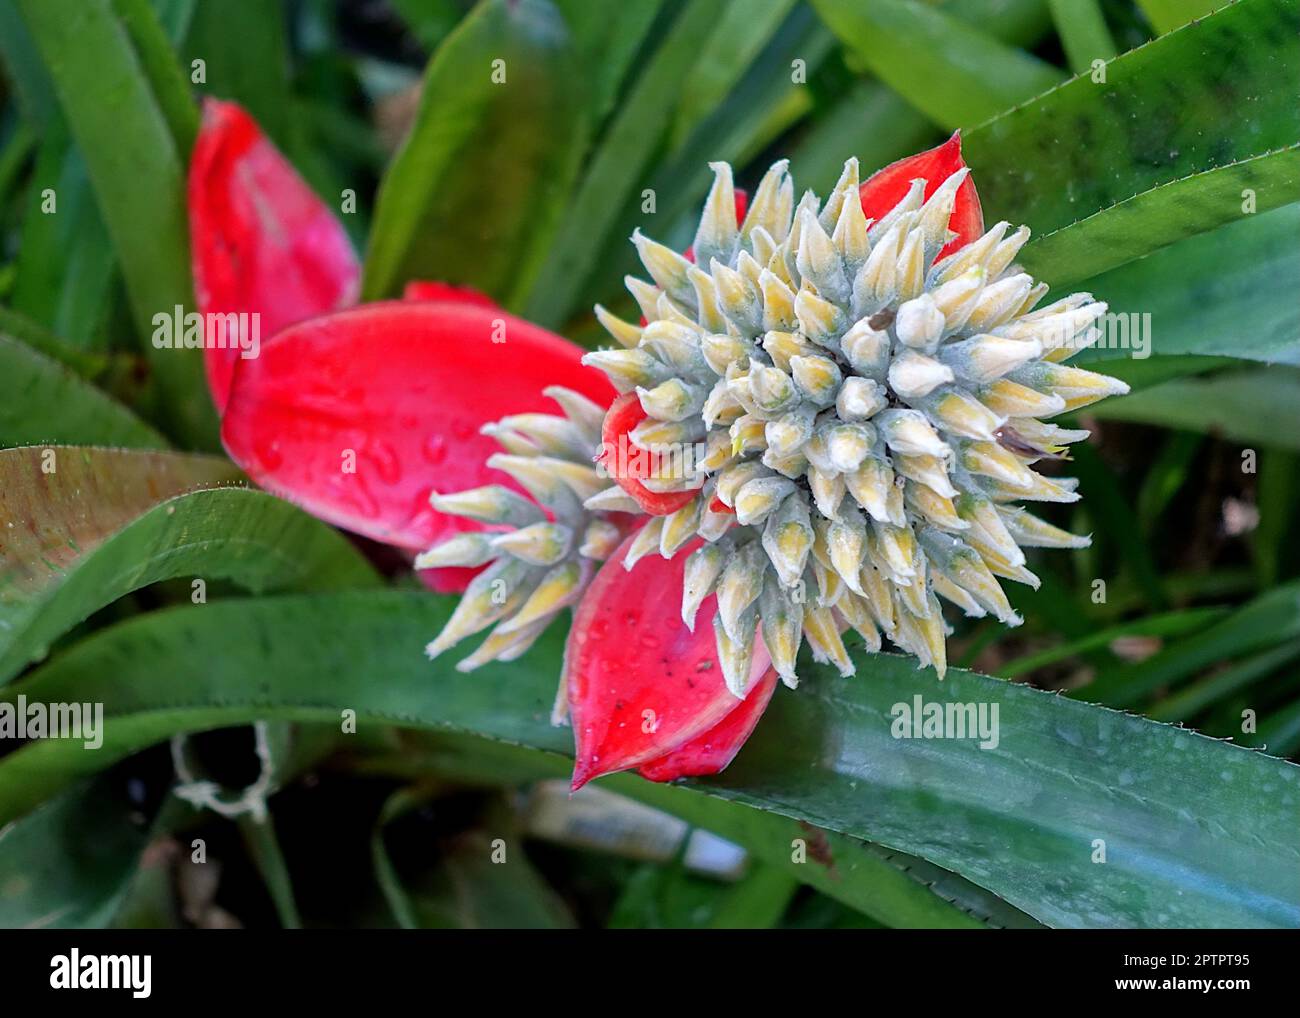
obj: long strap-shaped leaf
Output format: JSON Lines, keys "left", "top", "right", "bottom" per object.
{"left": 522, "top": 0, "right": 721, "bottom": 327}
{"left": 811, "top": 0, "right": 1062, "bottom": 131}
{"left": 0, "top": 447, "right": 379, "bottom": 683}
{"left": 966, "top": 0, "right": 1300, "bottom": 275}
{"left": 0, "top": 594, "right": 1029, "bottom": 929}
{"left": 1137, "top": 0, "right": 1232, "bottom": 33}
{"left": 1071, "top": 203, "right": 1300, "bottom": 371}
{"left": 15, "top": 0, "right": 213, "bottom": 446}
{"left": 0, "top": 337, "right": 165, "bottom": 450}
{"left": 361, "top": 0, "right": 587, "bottom": 307}
{"left": 382, "top": 729, "right": 1037, "bottom": 928}
{"left": 3, "top": 591, "right": 1296, "bottom": 928}
{"left": 1087, "top": 368, "right": 1300, "bottom": 451}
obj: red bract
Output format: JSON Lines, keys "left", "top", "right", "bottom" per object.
{"left": 189, "top": 99, "right": 361, "bottom": 412}
{"left": 636, "top": 665, "right": 777, "bottom": 782}
{"left": 402, "top": 280, "right": 499, "bottom": 307}
{"left": 566, "top": 536, "right": 775, "bottom": 790}
{"left": 598, "top": 393, "right": 698, "bottom": 516}
{"left": 192, "top": 100, "right": 612, "bottom": 574}
{"left": 222, "top": 300, "right": 614, "bottom": 552}
{"left": 858, "top": 131, "right": 983, "bottom": 261}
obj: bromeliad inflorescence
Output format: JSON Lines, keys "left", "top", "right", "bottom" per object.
{"left": 421, "top": 135, "right": 1128, "bottom": 698}
{"left": 199, "top": 106, "right": 1131, "bottom": 788}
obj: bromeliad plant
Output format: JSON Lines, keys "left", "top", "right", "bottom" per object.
{"left": 5, "top": 0, "right": 1300, "bottom": 933}
{"left": 196, "top": 104, "right": 1127, "bottom": 790}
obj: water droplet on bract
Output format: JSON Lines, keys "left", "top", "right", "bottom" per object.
{"left": 422, "top": 433, "right": 448, "bottom": 466}
{"left": 370, "top": 440, "right": 402, "bottom": 485}
{"left": 254, "top": 438, "right": 283, "bottom": 472}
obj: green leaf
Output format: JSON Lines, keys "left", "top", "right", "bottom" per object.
{"left": 996, "top": 606, "right": 1230, "bottom": 678}
{"left": 1136, "top": 0, "right": 1233, "bottom": 34}
{"left": 385, "top": 729, "right": 1034, "bottom": 927}
{"left": 0, "top": 446, "right": 378, "bottom": 683}
{"left": 0, "top": 773, "right": 149, "bottom": 928}
{"left": 788, "top": 81, "right": 935, "bottom": 198}
{"left": 1091, "top": 355, "right": 1234, "bottom": 391}
{"left": 362, "top": 0, "right": 586, "bottom": 308}
{"left": 372, "top": 782, "right": 574, "bottom": 928}
{"left": 577, "top": 0, "right": 1052, "bottom": 316}
{"left": 1074, "top": 204, "right": 1300, "bottom": 369}
{"left": 1077, "top": 581, "right": 1300, "bottom": 707}
{"left": 0, "top": 1, "right": 119, "bottom": 349}
{"left": 111, "top": 0, "right": 199, "bottom": 154}
{"left": 387, "top": 0, "right": 464, "bottom": 53}
{"left": 704, "top": 864, "right": 799, "bottom": 928}
{"left": 565, "top": 5, "right": 836, "bottom": 321}
{"left": 0, "top": 122, "right": 35, "bottom": 204}
{"left": 410, "top": 832, "right": 576, "bottom": 929}
{"left": 370, "top": 784, "right": 434, "bottom": 929}
{"left": 553, "top": 0, "right": 662, "bottom": 127}
{"left": 1071, "top": 443, "right": 1167, "bottom": 611}
{"left": 1046, "top": 0, "right": 1115, "bottom": 74}
{"left": 521, "top": 0, "right": 720, "bottom": 327}
{"left": 669, "top": 0, "right": 797, "bottom": 147}
{"left": 0, "top": 335, "right": 165, "bottom": 449}
{"left": 6, "top": 591, "right": 1297, "bottom": 928}
{"left": 1259, "top": 699, "right": 1300, "bottom": 758}
{"left": 0, "top": 306, "right": 108, "bottom": 378}
{"left": 965, "top": 0, "right": 1300, "bottom": 244}
{"left": 1148, "top": 639, "right": 1300, "bottom": 723}
{"left": 1087, "top": 368, "right": 1300, "bottom": 450}
{"left": 1137, "top": 431, "right": 1204, "bottom": 532}
{"left": 0, "top": 0, "right": 60, "bottom": 131}
{"left": 1253, "top": 450, "right": 1299, "bottom": 588}
{"left": 9, "top": 135, "right": 117, "bottom": 348}
{"left": 947, "top": 0, "right": 1053, "bottom": 47}
{"left": 237, "top": 814, "right": 303, "bottom": 929}
{"left": 607, "top": 855, "right": 796, "bottom": 929}
{"left": 150, "top": 0, "right": 195, "bottom": 43}
{"left": 811, "top": 0, "right": 1061, "bottom": 131}
{"left": 1020, "top": 145, "right": 1300, "bottom": 288}
{"left": 15, "top": 0, "right": 214, "bottom": 445}
{"left": 182, "top": 0, "right": 292, "bottom": 151}
{"left": 789, "top": 0, "right": 1057, "bottom": 201}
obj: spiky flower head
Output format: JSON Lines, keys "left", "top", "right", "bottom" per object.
{"left": 419, "top": 151, "right": 1131, "bottom": 699}
{"left": 580, "top": 155, "right": 1129, "bottom": 691}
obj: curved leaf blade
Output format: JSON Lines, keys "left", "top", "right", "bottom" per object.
{"left": 0, "top": 447, "right": 378, "bottom": 682}
{"left": 0, "top": 337, "right": 164, "bottom": 450}
{"left": 0, "top": 773, "right": 149, "bottom": 928}
{"left": 811, "top": 0, "right": 1061, "bottom": 131}
{"left": 14, "top": 0, "right": 213, "bottom": 445}
{"left": 1074, "top": 204, "right": 1300, "bottom": 369}
{"left": 1087, "top": 368, "right": 1300, "bottom": 451}
{"left": 0, "top": 594, "right": 1024, "bottom": 929}
{"left": 1137, "top": 0, "right": 1232, "bottom": 34}
{"left": 4, "top": 591, "right": 1296, "bottom": 928}
{"left": 522, "top": 0, "right": 720, "bottom": 327}
{"left": 965, "top": 0, "right": 1300, "bottom": 241}
{"left": 361, "top": 0, "right": 586, "bottom": 307}
{"left": 1021, "top": 145, "right": 1300, "bottom": 288}
{"left": 1047, "top": 0, "right": 1116, "bottom": 74}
